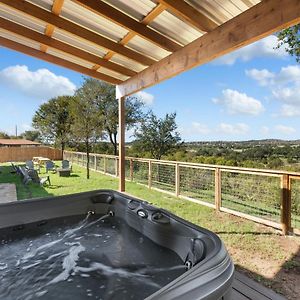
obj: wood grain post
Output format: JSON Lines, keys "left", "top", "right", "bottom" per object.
{"left": 104, "top": 157, "right": 107, "bottom": 174}
{"left": 281, "top": 174, "right": 291, "bottom": 235}
{"left": 175, "top": 163, "right": 180, "bottom": 197}
{"left": 215, "top": 168, "right": 221, "bottom": 211}
{"left": 130, "top": 159, "right": 133, "bottom": 181}
{"left": 118, "top": 96, "right": 125, "bottom": 192}
{"left": 94, "top": 155, "right": 97, "bottom": 171}
{"left": 148, "top": 161, "right": 152, "bottom": 189}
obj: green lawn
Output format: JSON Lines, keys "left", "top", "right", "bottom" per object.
{"left": 0, "top": 162, "right": 299, "bottom": 298}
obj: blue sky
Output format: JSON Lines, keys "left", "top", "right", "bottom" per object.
{"left": 0, "top": 34, "right": 299, "bottom": 142}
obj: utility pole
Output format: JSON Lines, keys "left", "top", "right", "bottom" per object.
{"left": 15, "top": 125, "right": 17, "bottom": 138}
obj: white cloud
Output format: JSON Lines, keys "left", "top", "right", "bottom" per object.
{"left": 247, "top": 65, "right": 300, "bottom": 87}
{"left": 279, "top": 104, "right": 300, "bottom": 117}
{"left": 180, "top": 122, "right": 211, "bottom": 136}
{"left": 213, "top": 89, "right": 264, "bottom": 115}
{"left": 217, "top": 123, "right": 249, "bottom": 135}
{"left": 275, "top": 125, "right": 296, "bottom": 135}
{"left": 134, "top": 91, "right": 154, "bottom": 105}
{"left": 214, "top": 35, "right": 287, "bottom": 65}
{"left": 245, "top": 69, "right": 275, "bottom": 86}
{"left": 272, "top": 86, "right": 300, "bottom": 105}
{"left": 0, "top": 65, "right": 76, "bottom": 100}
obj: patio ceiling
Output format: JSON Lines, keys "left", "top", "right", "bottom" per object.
{"left": 0, "top": 0, "right": 300, "bottom": 192}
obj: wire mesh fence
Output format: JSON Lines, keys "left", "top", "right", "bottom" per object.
{"left": 151, "top": 163, "right": 176, "bottom": 192}
{"left": 291, "top": 178, "right": 300, "bottom": 230}
{"left": 64, "top": 151, "right": 300, "bottom": 234}
{"left": 221, "top": 171, "right": 281, "bottom": 223}
{"left": 179, "top": 166, "right": 215, "bottom": 204}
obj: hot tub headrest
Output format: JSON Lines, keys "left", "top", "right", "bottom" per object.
{"left": 90, "top": 192, "right": 114, "bottom": 204}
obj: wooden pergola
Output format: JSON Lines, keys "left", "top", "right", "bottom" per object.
{"left": 0, "top": 0, "right": 299, "bottom": 192}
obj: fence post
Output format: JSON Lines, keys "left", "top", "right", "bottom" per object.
{"left": 281, "top": 174, "right": 291, "bottom": 235}
{"left": 148, "top": 161, "right": 152, "bottom": 189}
{"left": 130, "top": 159, "right": 133, "bottom": 181}
{"left": 175, "top": 163, "right": 180, "bottom": 197}
{"left": 215, "top": 168, "right": 221, "bottom": 211}
{"left": 94, "top": 155, "right": 97, "bottom": 171}
{"left": 115, "top": 158, "right": 118, "bottom": 177}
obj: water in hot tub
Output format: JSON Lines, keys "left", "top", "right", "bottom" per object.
{"left": 0, "top": 214, "right": 186, "bottom": 300}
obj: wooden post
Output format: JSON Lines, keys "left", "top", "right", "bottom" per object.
{"left": 118, "top": 96, "right": 125, "bottom": 192}
{"left": 148, "top": 161, "right": 152, "bottom": 189}
{"left": 281, "top": 174, "right": 291, "bottom": 235}
{"left": 130, "top": 159, "right": 133, "bottom": 181}
{"left": 104, "top": 157, "right": 107, "bottom": 173}
{"left": 175, "top": 163, "right": 180, "bottom": 197}
{"left": 94, "top": 155, "right": 97, "bottom": 171}
{"left": 215, "top": 168, "right": 221, "bottom": 211}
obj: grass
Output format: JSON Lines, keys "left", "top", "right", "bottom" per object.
{"left": 0, "top": 162, "right": 300, "bottom": 298}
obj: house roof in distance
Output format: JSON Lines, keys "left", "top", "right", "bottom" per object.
{"left": 0, "top": 139, "right": 41, "bottom": 146}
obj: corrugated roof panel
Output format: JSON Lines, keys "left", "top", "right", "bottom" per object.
{"left": 126, "top": 35, "right": 170, "bottom": 61}
{"left": 110, "top": 54, "right": 146, "bottom": 73}
{"left": 0, "top": 4, "right": 47, "bottom": 34}
{"left": 104, "top": 0, "right": 156, "bottom": 21}
{"left": 97, "top": 67, "right": 129, "bottom": 81}
{"left": 26, "top": 0, "right": 53, "bottom": 12}
{"left": 47, "top": 48, "right": 95, "bottom": 69}
{"left": 150, "top": 10, "right": 203, "bottom": 46}
{"left": 0, "top": 28, "right": 41, "bottom": 50}
{"left": 53, "top": 28, "right": 107, "bottom": 58}
{"left": 186, "top": 0, "right": 261, "bottom": 25}
{"left": 61, "top": 0, "right": 129, "bottom": 43}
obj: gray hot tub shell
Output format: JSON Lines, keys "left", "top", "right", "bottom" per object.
{"left": 0, "top": 190, "right": 234, "bottom": 299}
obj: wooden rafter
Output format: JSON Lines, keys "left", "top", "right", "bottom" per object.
{"left": 158, "top": 0, "right": 218, "bottom": 32}
{"left": 0, "top": 17, "right": 136, "bottom": 77}
{"left": 93, "top": 3, "right": 166, "bottom": 71}
{"left": 0, "top": 36, "right": 122, "bottom": 85}
{"left": 117, "top": 0, "right": 300, "bottom": 97}
{"left": 40, "top": 0, "right": 64, "bottom": 53}
{"left": 72, "top": 0, "right": 181, "bottom": 52}
{"left": 0, "top": 0, "right": 156, "bottom": 66}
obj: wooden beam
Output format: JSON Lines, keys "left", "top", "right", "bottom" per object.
{"left": 117, "top": 0, "right": 300, "bottom": 97}
{"left": 72, "top": 0, "right": 181, "bottom": 52}
{"left": 0, "top": 0, "right": 156, "bottom": 66}
{"left": 92, "top": 3, "right": 165, "bottom": 72}
{"left": 40, "top": 0, "right": 64, "bottom": 52}
{"left": 0, "top": 17, "right": 136, "bottom": 77}
{"left": 118, "top": 96, "right": 125, "bottom": 192}
{"left": 158, "top": 0, "right": 218, "bottom": 32}
{"left": 0, "top": 36, "right": 122, "bottom": 85}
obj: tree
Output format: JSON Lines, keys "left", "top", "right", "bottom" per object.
{"left": 32, "top": 96, "right": 74, "bottom": 152}
{"left": 71, "top": 78, "right": 104, "bottom": 179}
{"left": 134, "top": 112, "right": 181, "bottom": 159}
{"left": 276, "top": 25, "right": 300, "bottom": 62}
{"left": 22, "top": 130, "right": 40, "bottom": 142}
{"left": 0, "top": 131, "right": 10, "bottom": 139}
{"left": 81, "top": 78, "right": 145, "bottom": 155}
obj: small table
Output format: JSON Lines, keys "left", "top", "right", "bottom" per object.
{"left": 57, "top": 168, "right": 71, "bottom": 177}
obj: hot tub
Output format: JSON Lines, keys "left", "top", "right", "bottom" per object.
{"left": 0, "top": 190, "right": 234, "bottom": 300}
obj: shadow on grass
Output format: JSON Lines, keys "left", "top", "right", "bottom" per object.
{"left": 0, "top": 165, "right": 53, "bottom": 200}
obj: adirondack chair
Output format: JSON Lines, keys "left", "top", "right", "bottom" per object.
{"left": 62, "top": 160, "right": 72, "bottom": 170}
{"left": 19, "top": 166, "right": 32, "bottom": 185}
{"left": 28, "top": 169, "right": 51, "bottom": 186}
{"left": 45, "top": 161, "right": 56, "bottom": 173}
{"left": 25, "top": 160, "right": 34, "bottom": 169}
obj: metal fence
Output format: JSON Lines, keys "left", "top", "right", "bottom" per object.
{"left": 64, "top": 151, "right": 300, "bottom": 235}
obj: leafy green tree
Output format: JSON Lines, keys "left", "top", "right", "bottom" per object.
{"left": 134, "top": 112, "right": 181, "bottom": 160}
{"left": 81, "top": 78, "right": 145, "bottom": 155}
{"left": 0, "top": 131, "right": 10, "bottom": 139}
{"left": 22, "top": 130, "right": 40, "bottom": 142}
{"left": 277, "top": 25, "right": 300, "bottom": 62}
{"left": 71, "top": 78, "right": 104, "bottom": 179}
{"left": 32, "top": 96, "right": 74, "bottom": 152}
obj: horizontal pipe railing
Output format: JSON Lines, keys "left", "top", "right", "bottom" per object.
{"left": 64, "top": 150, "right": 300, "bottom": 235}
